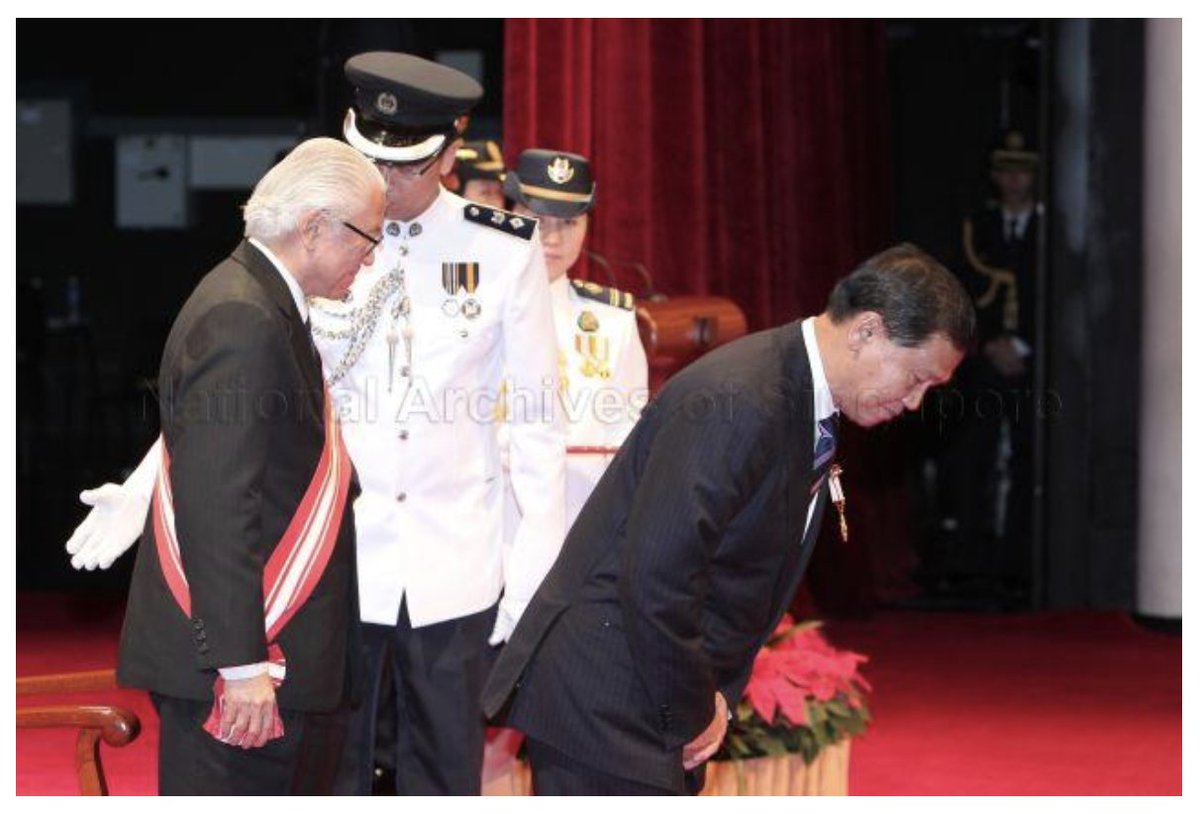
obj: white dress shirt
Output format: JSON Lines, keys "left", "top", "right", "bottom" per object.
{"left": 248, "top": 237, "right": 309, "bottom": 321}
{"left": 801, "top": 317, "right": 837, "bottom": 536}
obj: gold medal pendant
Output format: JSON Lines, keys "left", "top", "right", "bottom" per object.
{"left": 829, "top": 463, "right": 848, "bottom": 543}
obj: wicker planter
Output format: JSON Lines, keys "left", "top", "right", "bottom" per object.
{"left": 701, "top": 738, "right": 852, "bottom": 796}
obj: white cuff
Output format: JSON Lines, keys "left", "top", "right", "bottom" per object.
{"left": 218, "top": 662, "right": 270, "bottom": 681}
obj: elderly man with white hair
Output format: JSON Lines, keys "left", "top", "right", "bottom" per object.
{"left": 116, "top": 137, "right": 385, "bottom": 795}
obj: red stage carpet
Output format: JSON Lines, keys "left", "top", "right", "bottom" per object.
{"left": 16, "top": 592, "right": 1180, "bottom": 796}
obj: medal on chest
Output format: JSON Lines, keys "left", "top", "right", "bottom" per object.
{"left": 442, "top": 262, "right": 482, "bottom": 322}
{"left": 828, "top": 463, "right": 848, "bottom": 543}
{"left": 574, "top": 310, "right": 611, "bottom": 379}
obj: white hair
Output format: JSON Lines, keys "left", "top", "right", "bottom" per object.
{"left": 243, "top": 137, "right": 385, "bottom": 241}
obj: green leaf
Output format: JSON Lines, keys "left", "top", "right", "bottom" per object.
{"left": 798, "top": 729, "right": 818, "bottom": 764}
{"left": 842, "top": 717, "right": 868, "bottom": 737}
{"left": 763, "top": 738, "right": 789, "bottom": 757}
{"left": 726, "top": 733, "right": 751, "bottom": 760}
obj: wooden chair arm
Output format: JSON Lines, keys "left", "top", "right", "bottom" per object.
{"left": 16, "top": 669, "right": 140, "bottom": 795}
{"left": 16, "top": 668, "right": 119, "bottom": 696}
{"left": 16, "top": 704, "right": 140, "bottom": 747}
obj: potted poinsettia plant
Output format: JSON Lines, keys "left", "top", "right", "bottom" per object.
{"left": 482, "top": 613, "right": 872, "bottom": 796}
{"left": 702, "top": 614, "right": 872, "bottom": 795}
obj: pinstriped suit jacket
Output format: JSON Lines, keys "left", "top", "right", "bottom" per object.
{"left": 482, "top": 319, "right": 828, "bottom": 792}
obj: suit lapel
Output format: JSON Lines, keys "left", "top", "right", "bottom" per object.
{"left": 764, "top": 321, "right": 823, "bottom": 632}
{"left": 232, "top": 241, "right": 325, "bottom": 420}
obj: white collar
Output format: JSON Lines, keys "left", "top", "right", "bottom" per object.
{"left": 384, "top": 185, "right": 457, "bottom": 236}
{"left": 801, "top": 317, "right": 836, "bottom": 421}
{"left": 1002, "top": 205, "right": 1034, "bottom": 226}
{"left": 248, "top": 237, "right": 308, "bottom": 322}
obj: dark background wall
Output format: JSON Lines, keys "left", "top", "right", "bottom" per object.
{"left": 15, "top": 20, "right": 505, "bottom": 593}
{"left": 886, "top": 19, "right": 1044, "bottom": 261}
{"left": 1042, "top": 20, "right": 1144, "bottom": 609}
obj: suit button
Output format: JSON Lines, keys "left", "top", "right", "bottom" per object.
{"left": 193, "top": 620, "right": 204, "bottom": 630}
{"left": 198, "top": 643, "right": 209, "bottom": 654}
{"left": 396, "top": 492, "right": 407, "bottom": 502}
{"left": 398, "top": 430, "right": 409, "bottom": 440}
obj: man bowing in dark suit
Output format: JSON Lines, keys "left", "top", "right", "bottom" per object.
{"left": 483, "top": 243, "right": 975, "bottom": 794}
{"left": 117, "top": 137, "right": 386, "bottom": 794}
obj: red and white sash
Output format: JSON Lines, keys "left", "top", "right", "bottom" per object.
{"left": 151, "top": 391, "right": 353, "bottom": 742}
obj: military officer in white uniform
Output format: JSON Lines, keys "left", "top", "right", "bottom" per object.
{"left": 504, "top": 149, "right": 648, "bottom": 526}
{"left": 63, "top": 52, "right": 567, "bottom": 796}
{"left": 327, "top": 53, "right": 565, "bottom": 796}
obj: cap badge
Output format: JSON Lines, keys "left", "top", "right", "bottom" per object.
{"left": 547, "top": 157, "right": 575, "bottom": 185}
{"left": 375, "top": 92, "right": 398, "bottom": 116}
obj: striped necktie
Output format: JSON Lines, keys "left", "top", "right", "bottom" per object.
{"left": 810, "top": 414, "right": 839, "bottom": 494}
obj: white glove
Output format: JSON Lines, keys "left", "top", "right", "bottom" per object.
{"left": 65, "top": 483, "right": 151, "bottom": 570}
{"left": 65, "top": 438, "right": 161, "bottom": 571}
{"left": 487, "top": 604, "right": 520, "bottom": 646}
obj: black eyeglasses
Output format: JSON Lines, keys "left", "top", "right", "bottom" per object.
{"left": 372, "top": 145, "right": 447, "bottom": 178}
{"left": 342, "top": 220, "right": 382, "bottom": 251}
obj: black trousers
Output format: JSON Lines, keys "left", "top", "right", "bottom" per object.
{"left": 153, "top": 693, "right": 349, "bottom": 795}
{"left": 334, "top": 599, "right": 497, "bottom": 795}
{"left": 526, "top": 738, "right": 682, "bottom": 796}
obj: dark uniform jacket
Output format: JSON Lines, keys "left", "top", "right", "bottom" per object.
{"left": 962, "top": 201, "right": 1039, "bottom": 345}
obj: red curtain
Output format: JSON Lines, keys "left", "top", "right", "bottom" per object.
{"left": 504, "top": 19, "right": 892, "bottom": 327}
{"left": 504, "top": 19, "right": 914, "bottom": 612}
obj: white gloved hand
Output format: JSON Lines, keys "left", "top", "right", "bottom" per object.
{"left": 487, "top": 604, "right": 519, "bottom": 646}
{"left": 65, "top": 483, "right": 150, "bottom": 570}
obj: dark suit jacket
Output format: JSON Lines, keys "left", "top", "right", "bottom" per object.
{"left": 118, "top": 240, "right": 362, "bottom": 713}
{"left": 482, "top": 319, "right": 829, "bottom": 792}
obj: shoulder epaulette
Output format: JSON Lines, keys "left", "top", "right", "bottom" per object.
{"left": 463, "top": 203, "right": 536, "bottom": 241}
{"left": 570, "top": 279, "right": 636, "bottom": 310}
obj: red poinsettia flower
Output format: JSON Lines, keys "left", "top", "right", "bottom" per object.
{"left": 742, "top": 614, "right": 871, "bottom": 727}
